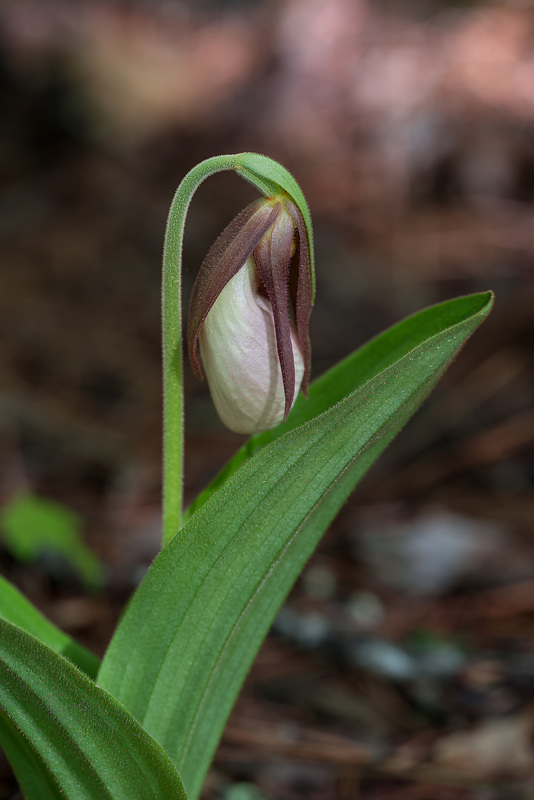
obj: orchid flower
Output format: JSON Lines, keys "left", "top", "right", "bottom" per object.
{"left": 187, "top": 196, "right": 312, "bottom": 433}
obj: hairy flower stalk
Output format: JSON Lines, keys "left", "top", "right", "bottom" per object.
{"left": 187, "top": 196, "right": 313, "bottom": 434}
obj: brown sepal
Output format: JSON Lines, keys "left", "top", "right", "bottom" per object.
{"left": 187, "top": 199, "right": 281, "bottom": 379}
{"left": 286, "top": 200, "right": 313, "bottom": 396}
{"left": 253, "top": 210, "right": 296, "bottom": 421}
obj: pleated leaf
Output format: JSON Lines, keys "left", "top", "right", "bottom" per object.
{"left": 0, "top": 574, "right": 99, "bottom": 678}
{"left": 0, "top": 618, "right": 187, "bottom": 800}
{"left": 99, "top": 291, "right": 492, "bottom": 800}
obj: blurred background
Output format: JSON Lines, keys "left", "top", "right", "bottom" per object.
{"left": 1, "top": 1, "right": 534, "bottom": 798}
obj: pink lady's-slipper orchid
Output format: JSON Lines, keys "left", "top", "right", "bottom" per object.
{"left": 187, "top": 196, "right": 313, "bottom": 434}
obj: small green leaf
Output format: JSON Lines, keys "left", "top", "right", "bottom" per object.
{"left": 224, "top": 783, "right": 267, "bottom": 800}
{"left": 0, "top": 574, "right": 99, "bottom": 678}
{"left": 0, "top": 618, "right": 187, "bottom": 800}
{"left": 1, "top": 493, "right": 103, "bottom": 589}
{"left": 99, "top": 292, "right": 492, "bottom": 799}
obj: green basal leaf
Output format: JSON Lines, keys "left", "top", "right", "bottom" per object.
{"left": 0, "top": 618, "right": 187, "bottom": 800}
{"left": 161, "top": 152, "right": 314, "bottom": 544}
{"left": 185, "top": 292, "right": 491, "bottom": 522}
{"left": 99, "top": 291, "right": 492, "bottom": 800}
{"left": 0, "top": 708, "right": 60, "bottom": 800}
{"left": 0, "top": 574, "right": 99, "bottom": 678}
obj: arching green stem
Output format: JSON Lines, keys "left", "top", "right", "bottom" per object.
{"left": 161, "top": 153, "right": 314, "bottom": 547}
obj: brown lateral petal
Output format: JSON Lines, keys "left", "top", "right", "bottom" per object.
{"left": 188, "top": 199, "right": 281, "bottom": 379}
{"left": 286, "top": 200, "right": 313, "bottom": 396}
{"left": 253, "top": 210, "right": 296, "bottom": 421}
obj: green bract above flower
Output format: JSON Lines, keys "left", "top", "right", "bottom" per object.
{"left": 187, "top": 196, "right": 313, "bottom": 434}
